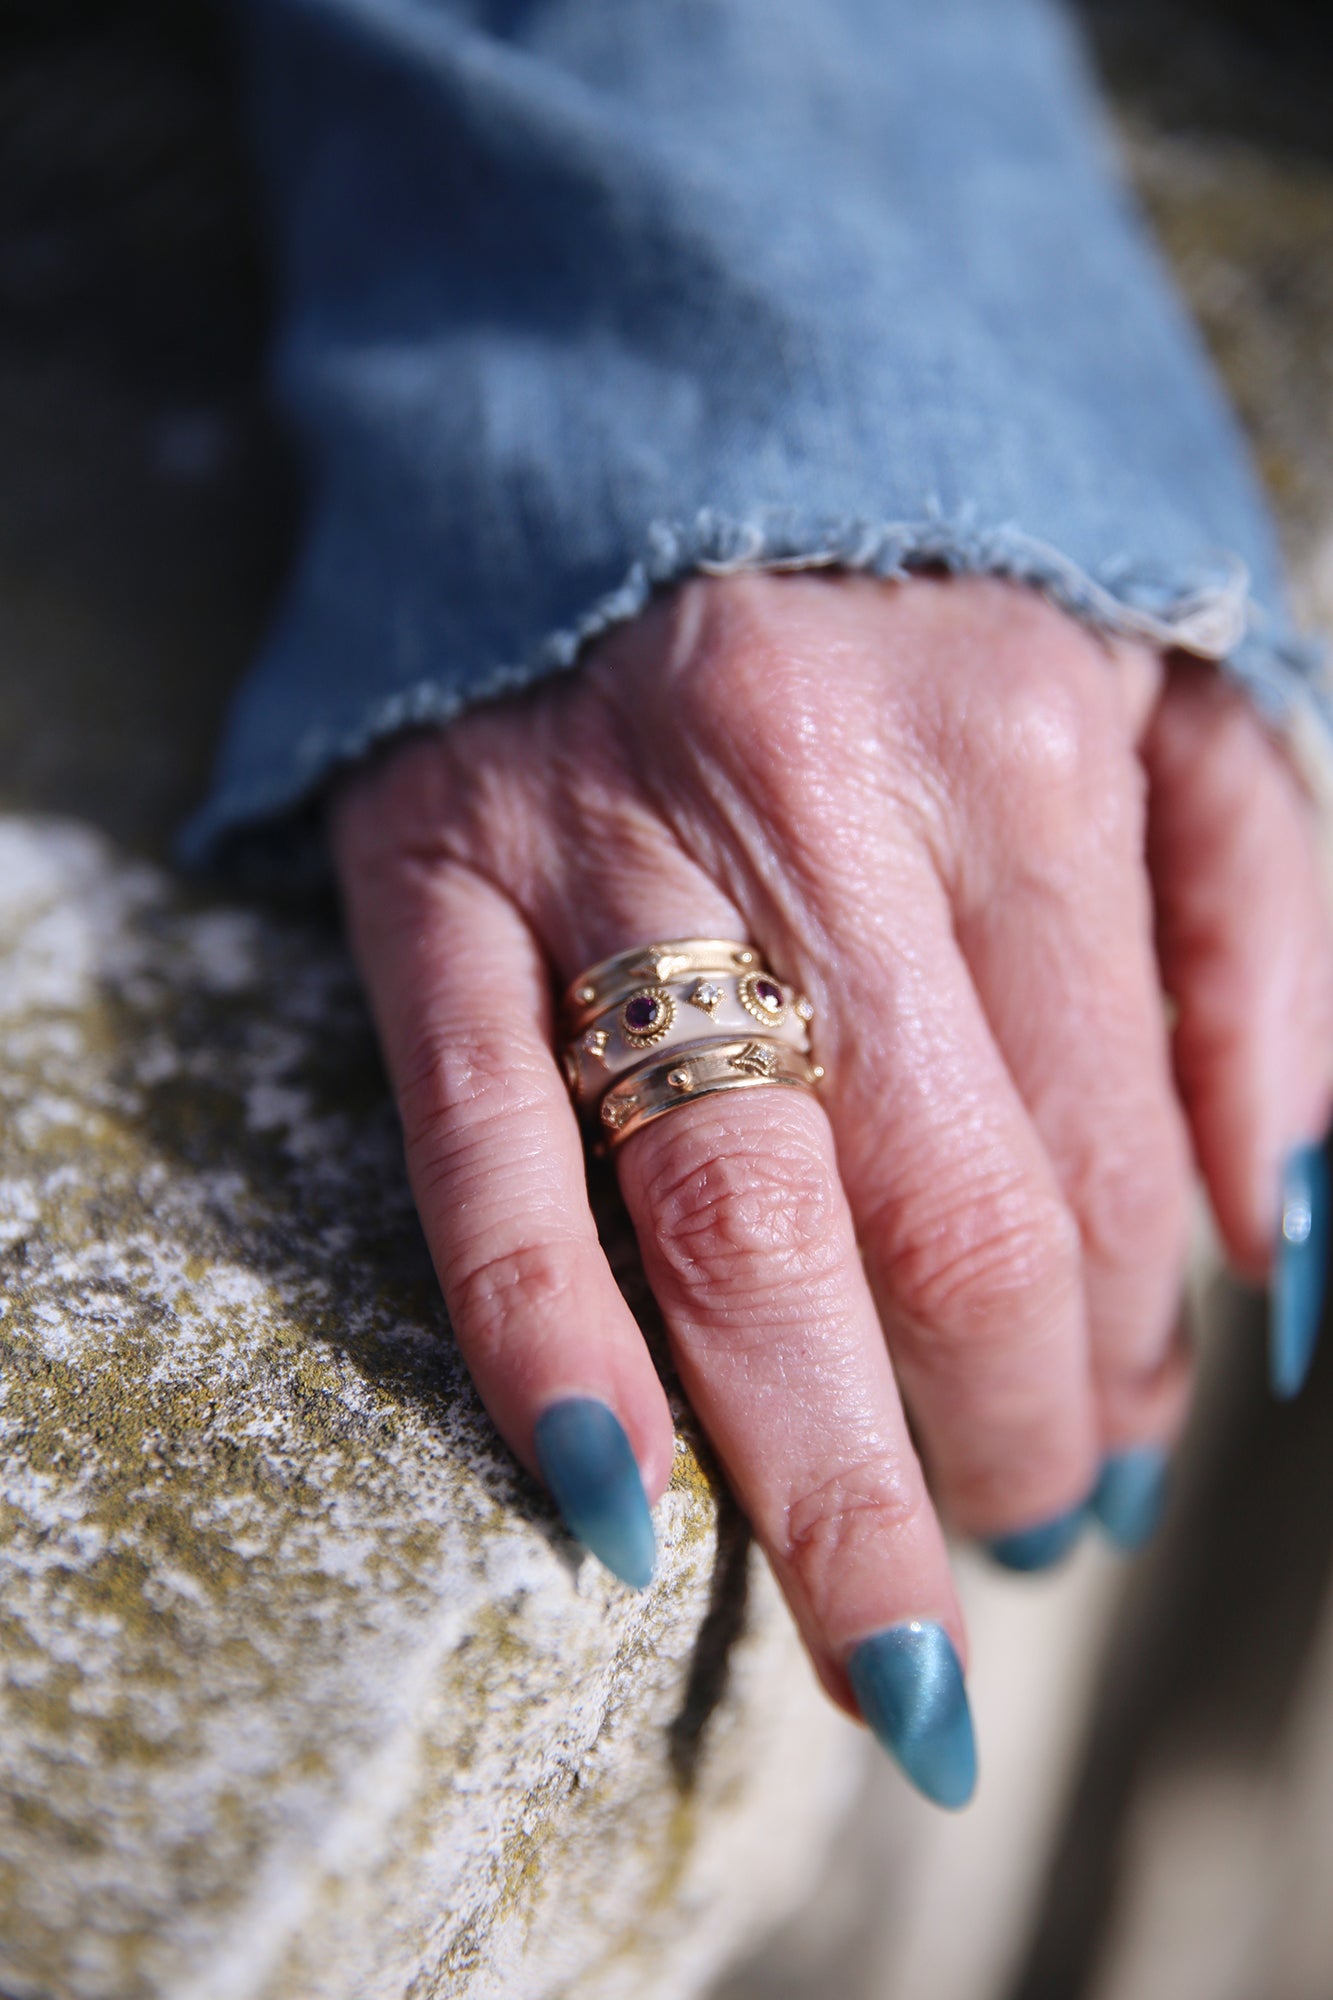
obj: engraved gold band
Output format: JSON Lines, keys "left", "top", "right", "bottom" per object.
{"left": 559, "top": 938, "right": 823, "bottom": 1144}
{"left": 596, "top": 1039, "right": 824, "bottom": 1147}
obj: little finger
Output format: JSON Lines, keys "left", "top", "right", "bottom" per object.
{"left": 1144, "top": 661, "right": 1333, "bottom": 1396}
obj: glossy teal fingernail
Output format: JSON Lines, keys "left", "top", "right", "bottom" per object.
{"left": 985, "top": 1503, "right": 1086, "bottom": 1573}
{"left": 533, "top": 1398, "right": 656, "bottom": 1588}
{"left": 1271, "top": 1142, "right": 1330, "bottom": 1400}
{"left": 1090, "top": 1446, "right": 1168, "bottom": 1552}
{"left": 848, "top": 1622, "right": 977, "bottom": 1809}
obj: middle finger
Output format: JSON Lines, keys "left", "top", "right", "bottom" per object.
{"left": 786, "top": 838, "right": 1101, "bottom": 1552}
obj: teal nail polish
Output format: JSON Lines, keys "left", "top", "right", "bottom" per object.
{"left": 1271, "top": 1142, "right": 1330, "bottom": 1400}
{"left": 533, "top": 1398, "right": 656, "bottom": 1588}
{"left": 847, "top": 1622, "right": 977, "bottom": 1809}
{"left": 1090, "top": 1446, "right": 1168, "bottom": 1552}
{"left": 985, "top": 1504, "right": 1086, "bottom": 1573}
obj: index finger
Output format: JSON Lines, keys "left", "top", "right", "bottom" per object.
{"left": 335, "top": 840, "right": 676, "bottom": 1585}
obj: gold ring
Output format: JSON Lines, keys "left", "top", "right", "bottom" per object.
{"left": 560, "top": 938, "right": 823, "bottom": 1143}
{"left": 563, "top": 939, "right": 772, "bottom": 1029}
{"left": 597, "top": 1039, "right": 824, "bottom": 1147}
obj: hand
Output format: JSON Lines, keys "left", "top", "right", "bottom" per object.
{"left": 329, "top": 573, "right": 1333, "bottom": 1806}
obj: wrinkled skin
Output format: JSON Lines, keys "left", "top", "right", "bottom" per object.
{"left": 331, "top": 573, "right": 1333, "bottom": 1714}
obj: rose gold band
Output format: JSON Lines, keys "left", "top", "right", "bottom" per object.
{"left": 594, "top": 1037, "right": 824, "bottom": 1147}
{"left": 559, "top": 938, "right": 822, "bottom": 1143}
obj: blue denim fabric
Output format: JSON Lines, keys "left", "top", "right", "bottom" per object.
{"left": 183, "top": 0, "right": 1327, "bottom": 864}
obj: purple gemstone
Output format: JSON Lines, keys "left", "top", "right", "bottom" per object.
{"left": 754, "top": 978, "right": 783, "bottom": 1011}
{"left": 624, "top": 993, "right": 660, "bottom": 1031}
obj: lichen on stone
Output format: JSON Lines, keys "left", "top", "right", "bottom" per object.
{"left": 0, "top": 818, "right": 859, "bottom": 2000}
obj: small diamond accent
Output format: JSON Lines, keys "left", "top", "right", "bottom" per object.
{"left": 602, "top": 1096, "right": 633, "bottom": 1128}
{"left": 689, "top": 979, "right": 723, "bottom": 1015}
{"left": 583, "top": 1028, "right": 611, "bottom": 1065}
{"left": 795, "top": 996, "right": 815, "bottom": 1022}
{"left": 734, "top": 948, "right": 756, "bottom": 966}
{"left": 729, "top": 1043, "right": 778, "bottom": 1078}
{"left": 577, "top": 984, "right": 596, "bottom": 1005}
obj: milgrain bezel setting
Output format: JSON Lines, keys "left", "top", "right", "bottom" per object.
{"left": 618, "top": 986, "right": 677, "bottom": 1048}
{"left": 737, "top": 968, "right": 790, "bottom": 1027}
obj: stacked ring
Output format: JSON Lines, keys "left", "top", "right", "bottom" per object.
{"left": 560, "top": 939, "right": 824, "bottom": 1145}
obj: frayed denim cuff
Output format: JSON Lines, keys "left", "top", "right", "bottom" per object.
{"left": 182, "top": 0, "right": 1331, "bottom": 874}
{"left": 179, "top": 510, "right": 1329, "bottom": 876}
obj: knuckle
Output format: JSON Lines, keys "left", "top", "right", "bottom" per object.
{"left": 967, "top": 653, "right": 1138, "bottom": 859}
{"left": 643, "top": 1111, "right": 846, "bottom": 1308}
{"left": 878, "top": 1173, "right": 1081, "bottom": 1351}
{"left": 947, "top": 1422, "right": 1098, "bottom": 1532}
{"left": 1074, "top": 1114, "right": 1192, "bottom": 1279}
{"left": 397, "top": 1022, "right": 551, "bottom": 1154}
{"left": 672, "top": 579, "right": 877, "bottom": 791}
{"left": 330, "top": 737, "right": 437, "bottom": 874}
{"left": 780, "top": 1458, "right": 929, "bottom": 1581}
{"left": 968, "top": 645, "right": 1086, "bottom": 777}
{"left": 920, "top": 1314, "right": 1098, "bottom": 1520}
{"left": 448, "top": 1237, "right": 585, "bottom": 1348}
{"left": 1097, "top": 1344, "right": 1193, "bottom": 1442}
{"left": 994, "top": 667, "right": 1089, "bottom": 794}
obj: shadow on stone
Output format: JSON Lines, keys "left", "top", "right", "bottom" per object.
{"left": 670, "top": 1511, "right": 753, "bottom": 1793}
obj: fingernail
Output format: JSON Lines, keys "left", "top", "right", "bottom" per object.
{"left": 985, "top": 1503, "right": 1086, "bottom": 1573}
{"left": 847, "top": 1622, "right": 977, "bottom": 1809}
{"left": 533, "top": 1398, "right": 656, "bottom": 1588}
{"left": 1090, "top": 1446, "right": 1169, "bottom": 1552}
{"left": 1271, "top": 1141, "right": 1330, "bottom": 1400}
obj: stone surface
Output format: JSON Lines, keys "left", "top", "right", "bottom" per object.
{"left": 0, "top": 818, "right": 861, "bottom": 1999}
{"left": 0, "top": 24, "right": 866, "bottom": 1994}
{"left": 5, "top": 9, "right": 1333, "bottom": 2000}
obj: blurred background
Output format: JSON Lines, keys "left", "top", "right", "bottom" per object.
{"left": 2, "top": 3, "right": 1332, "bottom": 1995}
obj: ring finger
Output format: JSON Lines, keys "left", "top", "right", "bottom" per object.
{"left": 556, "top": 920, "right": 979, "bottom": 1810}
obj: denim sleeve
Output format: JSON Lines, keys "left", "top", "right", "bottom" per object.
{"left": 183, "top": 0, "right": 1328, "bottom": 865}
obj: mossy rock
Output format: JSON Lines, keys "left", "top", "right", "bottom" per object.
{"left": 0, "top": 818, "right": 860, "bottom": 2000}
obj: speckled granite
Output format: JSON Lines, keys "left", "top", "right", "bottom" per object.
{"left": 5, "top": 9, "right": 1333, "bottom": 2000}
{"left": 0, "top": 818, "right": 860, "bottom": 2000}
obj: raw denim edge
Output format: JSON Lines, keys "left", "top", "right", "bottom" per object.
{"left": 178, "top": 509, "right": 1332, "bottom": 875}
